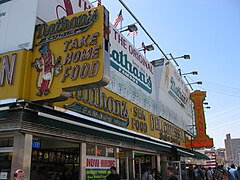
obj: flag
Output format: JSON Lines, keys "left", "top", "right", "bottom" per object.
{"left": 133, "top": 31, "right": 138, "bottom": 36}
{"left": 127, "top": 30, "right": 138, "bottom": 37}
{"left": 113, "top": 10, "right": 124, "bottom": 27}
{"left": 142, "top": 41, "right": 146, "bottom": 54}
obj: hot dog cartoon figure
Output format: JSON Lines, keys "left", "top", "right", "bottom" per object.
{"left": 32, "top": 43, "right": 61, "bottom": 96}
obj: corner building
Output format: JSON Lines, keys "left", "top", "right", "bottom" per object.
{"left": 0, "top": 1, "right": 208, "bottom": 180}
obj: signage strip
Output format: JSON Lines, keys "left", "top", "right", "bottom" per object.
{"left": 54, "top": 107, "right": 173, "bottom": 145}
{"left": 38, "top": 111, "right": 173, "bottom": 147}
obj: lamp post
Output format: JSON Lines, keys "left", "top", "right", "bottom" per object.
{"left": 139, "top": 44, "right": 154, "bottom": 52}
{"left": 151, "top": 53, "right": 190, "bottom": 67}
{"left": 120, "top": 23, "right": 138, "bottom": 33}
{"left": 168, "top": 53, "right": 190, "bottom": 66}
{"left": 178, "top": 69, "right": 198, "bottom": 77}
{"left": 184, "top": 76, "right": 202, "bottom": 91}
{"left": 181, "top": 71, "right": 198, "bottom": 76}
{"left": 119, "top": 0, "right": 169, "bottom": 59}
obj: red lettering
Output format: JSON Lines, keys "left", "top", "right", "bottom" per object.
{"left": 86, "top": 158, "right": 99, "bottom": 167}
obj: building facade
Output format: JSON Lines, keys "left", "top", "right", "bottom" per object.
{"left": 224, "top": 133, "right": 240, "bottom": 166}
{"left": 0, "top": 1, "right": 211, "bottom": 180}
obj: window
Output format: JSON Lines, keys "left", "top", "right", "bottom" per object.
{"left": 0, "top": 138, "right": 13, "bottom": 147}
{"left": 106, "top": 147, "right": 114, "bottom": 157}
{"left": 97, "top": 145, "right": 106, "bottom": 157}
{"left": 86, "top": 144, "right": 95, "bottom": 156}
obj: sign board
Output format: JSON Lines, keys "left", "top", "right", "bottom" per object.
{"left": 0, "top": 0, "right": 38, "bottom": 53}
{"left": 105, "top": 24, "right": 157, "bottom": 114}
{"left": 153, "top": 58, "right": 192, "bottom": 131}
{"left": 54, "top": 87, "right": 186, "bottom": 147}
{"left": 86, "top": 156, "right": 115, "bottom": 180}
{"left": 0, "top": 50, "right": 29, "bottom": 100}
{"left": 29, "top": 6, "right": 110, "bottom": 101}
{"left": 36, "top": 0, "right": 157, "bottom": 112}
{"left": 185, "top": 90, "right": 213, "bottom": 148}
{"left": 37, "top": 0, "right": 94, "bottom": 23}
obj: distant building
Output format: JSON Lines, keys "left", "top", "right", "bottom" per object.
{"left": 215, "top": 148, "right": 225, "bottom": 165}
{"left": 224, "top": 133, "right": 240, "bottom": 166}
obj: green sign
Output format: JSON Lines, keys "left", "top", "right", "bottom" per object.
{"left": 86, "top": 169, "right": 110, "bottom": 180}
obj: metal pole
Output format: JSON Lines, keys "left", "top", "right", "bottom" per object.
{"left": 184, "top": 76, "right": 193, "bottom": 91}
{"left": 119, "top": 0, "right": 169, "bottom": 60}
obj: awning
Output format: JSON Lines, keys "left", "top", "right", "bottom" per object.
{"left": 24, "top": 102, "right": 172, "bottom": 152}
{"left": 173, "top": 146, "right": 209, "bottom": 160}
{"left": 177, "top": 148, "right": 194, "bottom": 157}
{"left": 191, "top": 150, "right": 210, "bottom": 160}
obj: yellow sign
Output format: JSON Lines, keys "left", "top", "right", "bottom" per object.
{"left": 30, "top": 6, "right": 110, "bottom": 101}
{"left": 0, "top": 50, "right": 29, "bottom": 100}
{"left": 54, "top": 87, "right": 186, "bottom": 147}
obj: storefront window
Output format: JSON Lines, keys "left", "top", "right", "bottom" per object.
{"left": 0, "top": 137, "right": 13, "bottom": 180}
{"left": 86, "top": 144, "right": 96, "bottom": 156}
{"left": 106, "top": 147, "right": 114, "bottom": 157}
{"left": 0, "top": 138, "right": 13, "bottom": 147}
{"left": 31, "top": 137, "right": 80, "bottom": 180}
{"left": 97, "top": 145, "right": 106, "bottom": 156}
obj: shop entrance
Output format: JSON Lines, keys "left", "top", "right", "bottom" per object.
{"left": 118, "top": 151, "right": 157, "bottom": 180}
{"left": 118, "top": 157, "right": 142, "bottom": 180}
{"left": 162, "top": 161, "right": 186, "bottom": 180}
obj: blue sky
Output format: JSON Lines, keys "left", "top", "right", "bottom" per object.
{"left": 102, "top": 0, "right": 240, "bottom": 148}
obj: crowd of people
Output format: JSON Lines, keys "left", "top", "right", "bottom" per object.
{"left": 13, "top": 164, "right": 240, "bottom": 180}
{"left": 187, "top": 164, "right": 240, "bottom": 180}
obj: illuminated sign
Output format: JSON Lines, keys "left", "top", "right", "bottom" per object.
{"left": 30, "top": 6, "right": 110, "bottom": 101}
{"left": 0, "top": 50, "right": 28, "bottom": 100}
{"left": 186, "top": 90, "right": 213, "bottom": 148}
{"left": 32, "top": 141, "right": 41, "bottom": 149}
{"left": 54, "top": 87, "right": 186, "bottom": 147}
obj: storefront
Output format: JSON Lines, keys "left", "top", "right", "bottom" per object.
{"left": 0, "top": 3, "right": 208, "bottom": 180}
{"left": 0, "top": 100, "right": 184, "bottom": 180}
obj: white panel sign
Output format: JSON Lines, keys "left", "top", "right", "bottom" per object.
{"left": 0, "top": 0, "right": 38, "bottom": 54}
{"left": 106, "top": 24, "right": 157, "bottom": 113}
{"left": 37, "top": 0, "right": 94, "bottom": 23}
{"left": 154, "top": 59, "right": 192, "bottom": 130}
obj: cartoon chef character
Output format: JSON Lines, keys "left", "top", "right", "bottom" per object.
{"left": 34, "top": 43, "right": 55, "bottom": 96}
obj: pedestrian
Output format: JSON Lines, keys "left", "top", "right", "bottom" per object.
{"left": 167, "top": 167, "right": 178, "bottom": 180}
{"left": 188, "top": 166, "right": 195, "bottom": 180}
{"left": 141, "top": 168, "right": 154, "bottom": 180}
{"left": 234, "top": 165, "right": 240, "bottom": 180}
{"left": 153, "top": 168, "right": 161, "bottom": 180}
{"left": 14, "top": 169, "right": 24, "bottom": 180}
{"left": 207, "top": 167, "right": 213, "bottom": 180}
{"left": 106, "top": 166, "right": 120, "bottom": 180}
{"left": 228, "top": 164, "right": 237, "bottom": 180}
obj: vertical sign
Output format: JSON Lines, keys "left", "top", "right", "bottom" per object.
{"left": 186, "top": 90, "right": 213, "bottom": 148}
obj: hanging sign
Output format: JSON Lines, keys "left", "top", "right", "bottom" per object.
{"left": 186, "top": 90, "right": 213, "bottom": 148}
{"left": 29, "top": 6, "right": 110, "bottom": 102}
